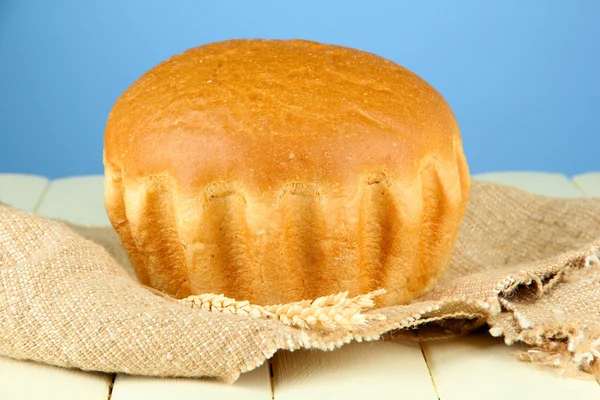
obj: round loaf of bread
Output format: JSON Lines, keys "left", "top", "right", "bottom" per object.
{"left": 103, "top": 38, "right": 470, "bottom": 307}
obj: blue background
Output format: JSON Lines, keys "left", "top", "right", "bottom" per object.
{"left": 1, "top": 0, "right": 598, "bottom": 179}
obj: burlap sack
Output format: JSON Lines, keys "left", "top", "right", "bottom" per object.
{"left": 1, "top": 180, "right": 600, "bottom": 383}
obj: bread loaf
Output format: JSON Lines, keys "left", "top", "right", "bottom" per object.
{"left": 103, "top": 38, "right": 470, "bottom": 307}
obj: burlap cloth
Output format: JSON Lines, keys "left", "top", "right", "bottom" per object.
{"left": 1, "top": 180, "right": 600, "bottom": 383}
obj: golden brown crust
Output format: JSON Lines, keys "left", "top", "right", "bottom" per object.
{"left": 103, "top": 38, "right": 470, "bottom": 307}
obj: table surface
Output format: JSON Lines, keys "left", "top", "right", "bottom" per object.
{"left": 1, "top": 170, "right": 600, "bottom": 400}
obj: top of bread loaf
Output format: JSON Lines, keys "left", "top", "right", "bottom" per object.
{"left": 103, "top": 39, "right": 463, "bottom": 198}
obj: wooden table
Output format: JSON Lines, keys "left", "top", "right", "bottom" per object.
{"left": 1, "top": 171, "right": 600, "bottom": 400}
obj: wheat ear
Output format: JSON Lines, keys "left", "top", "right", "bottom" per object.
{"left": 178, "top": 289, "right": 387, "bottom": 331}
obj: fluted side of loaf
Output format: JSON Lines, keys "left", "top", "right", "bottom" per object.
{"left": 104, "top": 146, "right": 469, "bottom": 307}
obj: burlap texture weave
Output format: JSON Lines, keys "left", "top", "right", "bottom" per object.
{"left": 1, "top": 180, "right": 600, "bottom": 383}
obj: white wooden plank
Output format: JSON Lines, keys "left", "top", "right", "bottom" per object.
{"left": 423, "top": 333, "right": 600, "bottom": 400}
{"left": 572, "top": 172, "right": 600, "bottom": 197}
{"left": 273, "top": 341, "right": 438, "bottom": 400}
{"left": 111, "top": 363, "right": 272, "bottom": 400}
{"left": 424, "top": 171, "right": 600, "bottom": 399}
{"left": 473, "top": 171, "right": 583, "bottom": 197}
{"left": 35, "top": 175, "right": 110, "bottom": 226}
{"left": 0, "top": 174, "right": 113, "bottom": 400}
{"left": 0, "top": 357, "right": 112, "bottom": 400}
{"left": 0, "top": 173, "right": 49, "bottom": 212}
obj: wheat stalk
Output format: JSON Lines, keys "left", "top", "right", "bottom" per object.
{"left": 178, "top": 289, "right": 387, "bottom": 331}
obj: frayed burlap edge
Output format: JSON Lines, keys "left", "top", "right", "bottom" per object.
{"left": 486, "top": 245, "right": 600, "bottom": 380}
